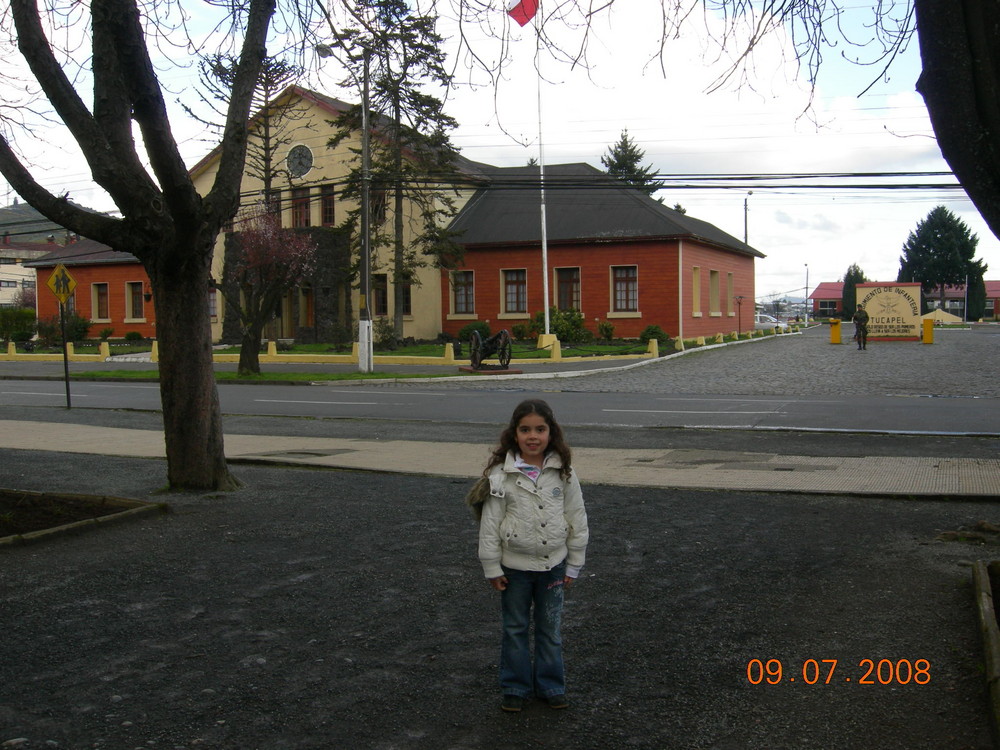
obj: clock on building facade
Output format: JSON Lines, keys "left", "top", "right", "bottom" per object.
{"left": 287, "top": 144, "right": 313, "bottom": 178}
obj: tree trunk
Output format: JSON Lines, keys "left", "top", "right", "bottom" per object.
{"left": 151, "top": 239, "right": 240, "bottom": 491}
{"left": 238, "top": 326, "right": 263, "bottom": 376}
{"left": 915, "top": 0, "right": 1000, "bottom": 240}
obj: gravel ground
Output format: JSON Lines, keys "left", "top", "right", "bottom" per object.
{"left": 0, "top": 450, "right": 995, "bottom": 750}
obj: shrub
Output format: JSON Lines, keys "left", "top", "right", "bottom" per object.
{"left": 458, "top": 320, "right": 491, "bottom": 343}
{"left": 0, "top": 307, "right": 36, "bottom": 342}
{"left": 373, "top": 317, "right": 397, "bottom": 349}
{"left": 511, "top": 323, "right": 532, "bottom": 341}
{"left": 532, "top": 307, "right": 592, "bottom": 343}
{"left": 597, "top": 320, "right": 615, "bottom": 342}
{"left": 639, "top": 324, "right": 670, "bottom": 344}
{"left": 36, "top": 314, "right": 91, "bottom": 346}
{"left": 124, "top": 331, "right": 144, "bottom": 343}
{"left": 100, "top": 327, "right": 115, "bottom": 340}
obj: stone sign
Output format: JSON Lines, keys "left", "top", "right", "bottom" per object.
{"left": 856, "top": 282, "right": 922, "bottom": 341}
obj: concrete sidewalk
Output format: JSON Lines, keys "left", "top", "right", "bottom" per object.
{"left": 2, "top": 419, "right": 997, "bottom": 497}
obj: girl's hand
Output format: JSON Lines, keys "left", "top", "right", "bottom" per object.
{"left": 489, "top": 576, "right": 508, "bottom": 591}
{"left": 564, "top": 576, "right": 575, "bottom": 589}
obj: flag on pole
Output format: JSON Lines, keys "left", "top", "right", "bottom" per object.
{"left": 507, "top": 0, "right": 539, "bottom": 27}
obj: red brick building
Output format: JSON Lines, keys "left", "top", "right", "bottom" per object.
{"left": 441, "top": 164, "right": 762, "bottom": 341}
{"left": 808, "top": 281, "right": 845, "bottom": 318}
{"left": 26, "top": 238, "right": 161, "bottom": 338}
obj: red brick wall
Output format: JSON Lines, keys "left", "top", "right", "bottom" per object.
{"left": 441, "top": 239, "right": 756, "bottom": 340}
{"left": 680, "top": 243, "right": 756, "bottom": 339}
{"left": 36, "top": 263, "right": 157, "bottom": 338}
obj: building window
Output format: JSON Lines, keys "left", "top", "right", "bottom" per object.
{"left": 0, "top": 280, "right": 15, "bottom": 288}
{"left": 208, "top": 289, "right": 218, "bottom": 319}
{"left": 709, "top": 270, "right": 720, "bottom": 314}
{"left": 292, "top": 188, "right": 311, "bottom": 228}
{"left": 692, "top": 266, "right": 701, "bottom": 315}
{"left": 818, "top": 300, "right": 838, "bottom": 316}
{"left": 370, "top": 189, "right": 388, "bottom": 226}
{"left": 400, "top": 282, "right": 412, "bottom": 316}
{"left": 503, "top": 269, "right": 527, "bottom": 314}
{"left": 612, "top": 265, "right": 637, "bottom": 313}
{"left": 321, "top": 185, "right": 336, "bottom": 226}
{"left": 453, "top": 271, "right": 474, "bottom": 314}
{"left": 556, "top": 267, "right": 580, "bottom": 310}
{"left": 727, "top": 273, "right": 734, "bottom": 315}
{"left": 126, "top": 281, "right": 144, "bottom": 320}
{"left": 373, "top": 273, "right": 389, "bottom": 317}
{"left": 93, "top": 283, "right": 110, "bottom": 321}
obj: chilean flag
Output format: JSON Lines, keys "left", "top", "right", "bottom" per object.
{"left": 507, "top": 0, "right": 539, "bottom": 27}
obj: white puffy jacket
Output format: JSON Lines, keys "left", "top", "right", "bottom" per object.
{"left": 478, "top": 451, "right": 589, "bottom": 579}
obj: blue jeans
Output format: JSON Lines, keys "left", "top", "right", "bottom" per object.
{"left": 499, "top": 562, "right": 566, "bottom": 698}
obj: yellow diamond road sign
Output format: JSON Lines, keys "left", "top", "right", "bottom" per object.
{"left": 47, "top": 263, "right": 77, "bottom": 305}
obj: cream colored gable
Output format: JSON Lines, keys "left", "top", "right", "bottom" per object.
{"left": 190, "top": 88, "right": 478, "bottom": 342}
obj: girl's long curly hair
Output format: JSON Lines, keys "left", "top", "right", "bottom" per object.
{"left": 484, "top": 399, "right": 572, "bottom": 480}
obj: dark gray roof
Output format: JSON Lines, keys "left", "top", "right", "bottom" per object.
{"left": 448, "top": 163, "right": 763, "bottom": 257}
{"left": 23, "top": 238, "right": 139, "bottom": 269}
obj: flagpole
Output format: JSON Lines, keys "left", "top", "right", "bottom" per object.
{"left": 535, "top": 8, "right": 550, "bottom": 336}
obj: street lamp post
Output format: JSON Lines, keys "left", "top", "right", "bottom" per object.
{"left": 743, "top": 190, "right": 753, "bottom": 245}
{"left": 804, "top": 264, "right": 809, "bottom": 323}
{"left": 317, "top": 41, "right": 373, "bottom": 373}
{"left": 735, "top": 295, "right": 744, "bottom": 335}
{"left": 357, "top": 48, "right": 373, "bottom": 373}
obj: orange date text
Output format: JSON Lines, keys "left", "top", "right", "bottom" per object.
{"left": 745, "top": 658, "right": 930, "bottom": 685}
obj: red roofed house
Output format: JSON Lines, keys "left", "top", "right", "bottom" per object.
{"left": 808, "top": 282, "right": 844, "bottom": 319}
{"left": 441, "top": 163, "right": 763, "bottom": 342}
{"left": 25, "top": 237, "right": 161, "bottom": 339}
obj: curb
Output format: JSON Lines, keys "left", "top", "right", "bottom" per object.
{"left": 972, "top": 560, "right": 1000, "bottom": 748}
{"left": 0, "top": 490, "right": 169, "bottom": 548}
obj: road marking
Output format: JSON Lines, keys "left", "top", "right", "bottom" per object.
{"left": 604, "top": 409, "right": 778, "bottom": 415}
{"left": 255, "top": 399, "right": 380, "bottom": 406}
{"left": 2, "top": 391, "right": 89, "bottom": 397}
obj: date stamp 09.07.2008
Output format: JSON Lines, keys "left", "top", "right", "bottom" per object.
{"left": 746, "top": 659, "right": 930, "bottom": 686}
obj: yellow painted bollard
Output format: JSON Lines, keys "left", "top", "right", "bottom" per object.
{"left": 830, "top": 319, "right": 842, "bottom": 344}
{"left": 922, "top": 318, "right": 934, "bottom": 344}
{"left": 99, "top": 341, "right": 110, "bottom": 359}
{"left": 151, "top": 340, "right": 159, "bottom": 363}
{"left": 537, "top": 333, "right": 561, "bottom": 361}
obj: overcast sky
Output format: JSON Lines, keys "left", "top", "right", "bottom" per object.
{"left": 405, "top": 3, "right": 996, "bottom": 304}
{"left": 5, "top": 2, "right": 996, "bottom": 307}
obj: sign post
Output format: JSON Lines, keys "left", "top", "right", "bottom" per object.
{"left": 45, "top": 263, "right": 77, "bottom": 409}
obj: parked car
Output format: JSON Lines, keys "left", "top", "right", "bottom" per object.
{"left": 754, "top": 313, "right": 790, "bottom": 331}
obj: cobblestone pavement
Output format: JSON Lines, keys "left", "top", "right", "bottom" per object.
{"left": 420, "top": 326, "right": 1000, "bottom": 398}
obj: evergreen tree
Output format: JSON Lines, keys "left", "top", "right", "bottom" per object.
{"left": 186, "top": 55, "right": 306, "bottom": 203}
{"left": 967, "top": 276, "right": 987, "bottom": 321}
{"left": 330, "top": 0, "right": 464, "bottom": 340}
{"left": 601, "top": 129, "right": 661, "bottom": 200}
{"left": 897, "top": 206, "right": 987, "bottom": 313}
{"left": 841, "top": 263, "right": 868, "bottom": 320}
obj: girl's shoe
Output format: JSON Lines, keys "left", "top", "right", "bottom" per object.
{"left": 501, "top": 695, "right": 524, "bottom": 712}
{"left": 546, "top": 694, "right": 568, "bottom": 709}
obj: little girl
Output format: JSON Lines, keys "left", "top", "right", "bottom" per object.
{"left": 477, "top": 399, "right": 589, "bottom": 713}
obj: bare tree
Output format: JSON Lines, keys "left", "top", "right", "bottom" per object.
{"left": 0, "top": 0, "right": 290, "bottom": 490}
